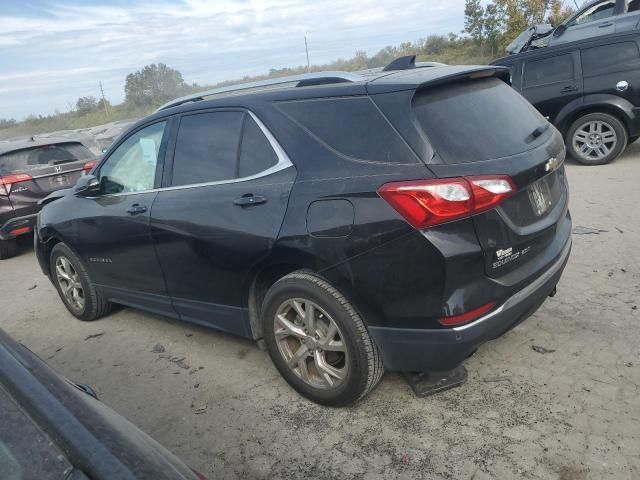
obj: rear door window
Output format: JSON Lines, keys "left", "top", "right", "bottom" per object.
{"left": 0, "top": 143, "right": 93, "bottom": 175}
{"left": 412, "top": 77, "right": 547, "bottom": 164}
{"left": 238, "top": 116, "right": 278, "bottom": 178}
{"left": 171, "top": 112, "right": 244, "bottom": 186}
{"left": 581, "top": 41, "right": 640, "bottom": 77}
{"left": 523, "top": 54, "right": 574, "bottom": 87}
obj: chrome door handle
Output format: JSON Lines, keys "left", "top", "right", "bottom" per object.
{"left": 233, "top": 194, "right": 267, "bottom": 207}
{"left": 126, "top": 204, "right": 147, "bottom": 215}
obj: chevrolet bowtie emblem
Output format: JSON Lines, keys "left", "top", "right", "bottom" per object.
{"left": 545, "top": 157, "right": 559, "bottom": 172}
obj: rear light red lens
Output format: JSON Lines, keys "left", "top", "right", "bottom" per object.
{"left": 377, "top": 175, "right": 515, "bottom": 229}
{"left": 438, "top": 302, "right": 496, "bottom": 327}
{"left": 0, "top": 174, "right": 32, "bottom": 195}
{"left": 468, "top": 176, "right": 516, "bottom": 213}
{"left": 9, "top": 226, "right": 30, "bottom": 236}
{"left": 83, "top": 160, "right": 98, "bottom": 173}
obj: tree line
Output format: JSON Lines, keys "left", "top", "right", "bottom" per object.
{"left": 0, "top": 0, "right": 575, "bottom": 138}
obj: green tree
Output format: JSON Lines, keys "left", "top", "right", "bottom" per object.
{"left": 76, "top": 96, "right": 98, "bottom": 115}
{"left": 547, "top": 0, "right": 574, "bottom": 26}
{"left": 0, "top": 118, "right": 17, "bottom": 129}
{"left": 124, "top": 63, "right": 188, "bottom": 108}
{"left": 484, "top": 3, "right": 503, "bottom": 57}
{"left": 464, "top": 0, "right": 485, "bottom": 42}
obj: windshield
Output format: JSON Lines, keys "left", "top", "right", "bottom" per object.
{"left": 0, "top": 385, "right": 72, "bottom": 480}
{"left": 0, "top": 143, "right": 93, "bottom": 175}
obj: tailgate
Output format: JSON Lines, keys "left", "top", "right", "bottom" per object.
{"left": 409, "top": 75, "right": 570, "bottom": 280}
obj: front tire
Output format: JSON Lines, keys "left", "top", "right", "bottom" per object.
{"left": 0, "top": 239, "right": 18, "bottom": 260}
{"left": 567, "top": 112, "right": 627, "bottom": 165}
{"left": 261, "top": 272, "right": 384, "bottom": 406}
{"left": 50, "top": 243, "right": 112, "bottom": 321}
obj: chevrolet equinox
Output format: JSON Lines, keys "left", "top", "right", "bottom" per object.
{"left": 35, "top": 57, "right": 572, "bottom": 406}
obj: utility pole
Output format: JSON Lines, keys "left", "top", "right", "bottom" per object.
{"left": 304, "top": 36, "right": 310, "bottom": 72}
{"left": 98, "top": 81, "right": 111, "bottom": 119}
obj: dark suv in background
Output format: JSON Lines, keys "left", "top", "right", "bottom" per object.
{"left": 0, "top": 137, "right": 97, "bottom": 259}
{"left": 35, "top": 57, "right": 571, "bottom": 405}
{"left": 494, "top": 31, "right": 640, "bottom": 165}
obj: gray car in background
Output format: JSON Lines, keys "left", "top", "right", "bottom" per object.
{"left": 509, "top": 0, "right": 640, "bottom": 54}
{"left": 0, "top": 137, "right": 97, "bottom": 259}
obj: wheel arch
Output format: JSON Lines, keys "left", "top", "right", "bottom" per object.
{"left": 245, "top": 251, "right": 378, "bottom": 341}
{"left": 556, "top": 95, "right": 636, "bottom": 137}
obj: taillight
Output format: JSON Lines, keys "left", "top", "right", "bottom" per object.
{"left": 83, "top": 160, "right": 98, "bottom": 173}
{"left": 377, "top": 175, "right": 515, "bottom": 229}
{"left": 438, "top": 302, "right": 496, "bottom": 327}
{"left": 9, "top": 226, "right": 30, "bottom": 236}
{"left": 0, "top": 174, "right": 32, "bottom": 196}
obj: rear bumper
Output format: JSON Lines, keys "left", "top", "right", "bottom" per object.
{"left": 369, "top": 238, "right": 571, "bottom": 372}
{"left": 0, "top": 213, "right": 37, "bottom": 241}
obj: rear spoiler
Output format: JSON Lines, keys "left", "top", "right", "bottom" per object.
{"left": 365, "top": 66, "right": 511, "bottom": 95}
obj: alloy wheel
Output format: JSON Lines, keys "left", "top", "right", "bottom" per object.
{"left": 273, "top": 298, "right": 348, "bottom": 390}
{"left": 55, "top": 256, "right": 85, "bottom": 312}
{"left": 572, "top": 120, "right": 617, "bottom": 162}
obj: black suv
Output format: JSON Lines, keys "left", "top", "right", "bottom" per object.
{"left": 0, "top": 137, "right": 97, "bottom": 259}
{"left": 35, "top": 58, "right": 572, "bottom": 405}
{"left": 493, "top": 31, "right": 640, "bottom": 165}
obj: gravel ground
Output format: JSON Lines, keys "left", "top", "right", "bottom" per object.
{"left": 1, "top": 145, "right": 639, "bottom": 480}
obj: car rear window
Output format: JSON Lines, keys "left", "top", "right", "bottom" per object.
{"left": 276, "top": 96, "right": 417, "bottom": 164}
{"left": 582, "top": 41, "right": 640, "bottom": 77}
{"left": 412, "top": 78, "right": 548, "bottom": 164}
{"left": 0, "top": 142, "right": 93, "bottom": 175}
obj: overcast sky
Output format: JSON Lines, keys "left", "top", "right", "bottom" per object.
{"left": 0, "top": 0, "right": 466, "bottom": 120}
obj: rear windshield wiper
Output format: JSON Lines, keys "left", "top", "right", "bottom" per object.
{"left": 47, "top": 158, "right": 79, "bottom": 166}
{"left": 531, "top": 124, "right": 550, "bottom": 139}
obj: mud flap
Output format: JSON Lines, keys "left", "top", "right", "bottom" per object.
{"left": 403, "top": 365, "right": 468, "bottom": 397}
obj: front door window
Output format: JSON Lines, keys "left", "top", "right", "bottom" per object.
{"left": 99, "top": 121, "right": 166, "bottom": 194}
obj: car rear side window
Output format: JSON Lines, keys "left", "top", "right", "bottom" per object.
{"left": 524, "top": 54, "right": 573, "bottom": 87}
{"left": 412, "top": 77, "right": 547, "bottom": 164}
{"left": 582, "top": 42, "right": 640, "bottom": 77}
{"left": 239, "top": 116, "right": 278, "bottom": 178}
{"left": 172, "top": 112, "right": 244, "bottom": 186}
{"left": 276, "top": 97, "right": 416, "bottom": 163}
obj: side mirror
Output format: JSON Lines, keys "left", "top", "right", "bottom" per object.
{"left": 75, "top": 174, "right": 101, "bottom": 197}
{"left": 553, "top": 24, "right": 567, "bottom": 37}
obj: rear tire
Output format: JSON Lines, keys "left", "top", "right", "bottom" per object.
{"left": 50, "top": 243, "right": 112, "bottom": 321}
{"left": 0, "top": 239, "right": 18, "bottom": 260}
{"left": 566, "top": 112, "right": 627, "bottom": 165}
{"left": 261, "top": 271, "right": 384, "bottom": 406}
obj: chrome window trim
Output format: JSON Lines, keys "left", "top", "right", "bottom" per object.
{"left": 91, "top": 111, "right": 293, "bottom": 198}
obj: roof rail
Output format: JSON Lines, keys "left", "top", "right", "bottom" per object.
{"left": 156, "top": 71, "right": 365, "bottom": 111}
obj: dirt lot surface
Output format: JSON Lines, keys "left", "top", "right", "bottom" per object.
{"left": 1, "top": 146, "right": 639, "bottom": 480}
